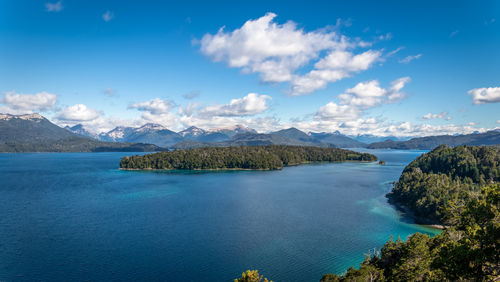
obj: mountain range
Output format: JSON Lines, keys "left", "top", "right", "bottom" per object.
{"left": 0, "top": 113, "right": 162, "bottom": 152}
{"left": 2, "top": 113, "right": 499, "bottom": 152}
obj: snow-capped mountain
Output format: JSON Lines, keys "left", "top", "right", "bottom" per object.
{"left": 99, "top": 123, "right": 182, "bottom": 147}
{"left": 179, "top": 126, "right": 206, "bottom": 138}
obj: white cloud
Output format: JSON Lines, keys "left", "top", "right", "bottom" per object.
{"left": 468, "top": 87, "right": 500, "bottom": 104}
{"left": 337, "top": 77, "right": 410, "bottom": 109}
{"left": 449, "top": 30, "right": 459, "bottom": 38}
{"left": 45, "top": 1, "right": 62, "bottom": 12}
{"left": 399, "top": 54, "right": 422, "bottom": 64}
{"left": 102, "top": 10, "right": 114, "bottom": 22}
{"left": 1, "top": 91, "right": 58, "bottom": 114}
{"left": 198, "top": 93, "right": 271, "bottom": 117}
{"left": 291, "top": 50, "right": 381, "bottom": 95}
{"left": 56, "top": 104, "right": 101, "bottom": 122}
{"left": 422, "top": 111, "right": 449, "bottom": 120}
{"left": 497, "top": 120, "right": 500, "bottom": 124}
{"left": 200, "top": 13, "right": 382, "bottom": 95}
{"left": 128, "top": 98, "right": 179, "bottom": 130}
{"left": 315, "top": 102, "right": 360, "bottom": 121}
{"left": 129, "top": 98, "right": 174, "bottom": 114}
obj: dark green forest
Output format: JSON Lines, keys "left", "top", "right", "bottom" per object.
{"left": 120, "top": 145, "right": 377, "bottom": 170}
{"left": 388, "top": 145, "right": 500, "bottom": 224}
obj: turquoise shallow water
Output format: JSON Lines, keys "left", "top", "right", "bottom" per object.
{"left": 0, "top": 150, "right": 439, "bottom": 281}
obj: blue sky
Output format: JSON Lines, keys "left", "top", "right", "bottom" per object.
{"left": 0, "top": 0, "right": 499, "bottom": 136}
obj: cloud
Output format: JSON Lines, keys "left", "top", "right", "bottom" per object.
{"left": 315, "top": 102, "right": 360, "bottom": 121}
{"left": 449, "top": 30, "right": 459, "bottom": 38}
{"left": 198, "top": 93, "right": 271, "bottom": 117}
{"left": 422, "top": 111, "right": 450, "bottom": 120}
{"left": 102, "top": 10, "right": 114, "bottom": 22}
{"left": 45, "top": 1, "right": 63, "bottom": 12}
{"left": 56, "top": 104, "right": 101, "bottom": 122}
{"left": 313, "top": 77, "right": 410, "bottom": 126}
{"left": 128, "top": 98, "right": 175, "bottom": 114}
{"left": 338, "top": 77, "right": 410, "bottom": 108}
{"left": 183, "top": 90, "right": 200, "bottom": 100}
{"left": 1, "top": 91, "right": 58, "bottom": 114}
{"left": 468, "top": 87, "right": 500, "bottom": 104}
{"left": 128, "top": 98, "right": 179, "bottom": 129}
{"left": 291, "top": 49, "right": 382, "bottom": 95}
{"left": 399, "top": 54, "right": 422, "bottom": 64}
{"left": 200, "top": 13, "right": 382, "bottom": 95}
{"left": 497, "top": 120, "right": 500, "bottom": 124}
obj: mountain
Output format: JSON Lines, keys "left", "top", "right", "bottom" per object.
{"left": 310, "top": 131, "right": 366, "bottom": 148}
{"left": 0, "top": 113, "right": 75, "bottom": 143}
{"left": 352, "top": 134, "right": 410, "bottom": 144}
{"left": 99, "top": 123, "right": 183, "bottom": 147}
{"left": 0, "top": 113, "right": 163, "bottom": 152}
{"left": 65, "top": 124, "right": 98, "bottom": 139}
{"left": 367, "top": 131, "right": 500, "bottom": 149}
{"left": 178, "top": 126, "right": 206, "bottom": 138}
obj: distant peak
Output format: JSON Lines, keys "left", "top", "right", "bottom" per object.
{"left": 137, "top": 123, "right": 166, "bottom": 132}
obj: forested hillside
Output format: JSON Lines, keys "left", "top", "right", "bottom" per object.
{"left": 388, "top": 145, "right": 500, "bottom": 223}
{"left": 120, "top": 145, "right": 377, "bottom": 170}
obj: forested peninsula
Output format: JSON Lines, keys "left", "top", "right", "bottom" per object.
{"left": 388, "top": 145, "right": 500, "bottom": 224}
{"left": 120, "top": 145, "right": 377, "bottom": 170}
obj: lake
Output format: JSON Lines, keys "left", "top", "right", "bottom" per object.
{"left": 0, "top": 149, "right": 439, "bottom": 281}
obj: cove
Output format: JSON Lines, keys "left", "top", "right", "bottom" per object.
{"left": 0, "top": 149, "right": 438, "bottom": 281}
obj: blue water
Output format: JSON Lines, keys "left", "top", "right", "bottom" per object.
{"left": 0, "top": 150, "right": 439, "bottom": 281}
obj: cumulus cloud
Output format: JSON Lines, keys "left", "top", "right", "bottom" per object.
{"left": 313, "top": 77, "right": 410, "bottom": 127}
{"left": 291, "top": 49, "right": 381, "bottom": 95}
{"left": 0, "top": 91, "right": 58, "bottom": 114}
{"left": 56, "top": 104, "right": 101, "bottom": 122}
{"left": 468, "top": 87, "right": 500, "bottom": 104}
{"left": 45, "top": 1, "right": 63, "bottom": 12}
{"left": 198, "top": 93, "right": 271, "bottom": 117}
{"left": 399, "top": 54, "right": 422, "bottom": 64}
{"left": 102, "top": 10, "right": 114, "bottom": 22}
{"left": 422, "top": 112, "right": 451, "bottom": 120}
{"left": 128, "top": 98, "right": 174, "bottom": 114}
{"left": 200, "top": 13, "right": 382, "bottom": 95}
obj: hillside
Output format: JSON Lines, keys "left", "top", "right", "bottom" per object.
{"left": 388, "top": 145, "right": 500, "bottom": 223}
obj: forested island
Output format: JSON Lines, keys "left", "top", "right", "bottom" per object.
{"left": 120, "top": 145, "right": 377, "bottom": 170}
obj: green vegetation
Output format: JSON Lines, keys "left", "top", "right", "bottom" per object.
{"left": 234, "top": 270, "right": 272, "bottom": 282}
{"left": 388, "top": 145, "right": 499, "bottom": 224}
{"left": 120, "top": 145, "right": 377, "bottom": 170}
{"left": 321, "top": 184, "right": 499, "bottom": 281}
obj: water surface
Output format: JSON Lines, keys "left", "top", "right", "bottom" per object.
{"left": 0, "top": 150, "right": 438, "bottom": 281}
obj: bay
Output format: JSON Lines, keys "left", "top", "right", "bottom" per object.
{"left": 0, "top": 150, "right": 439, "bottom": 281}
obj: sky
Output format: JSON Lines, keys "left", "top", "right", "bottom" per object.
{"left": 0, "top": 0, "right": 499, "bottom": 137}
